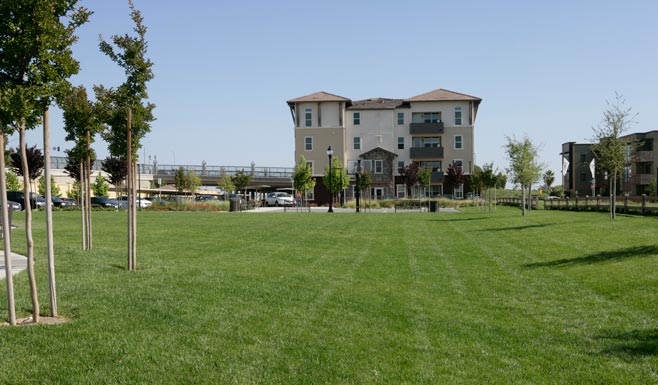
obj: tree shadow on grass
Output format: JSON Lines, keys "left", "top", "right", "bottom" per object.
{"left": 524, "top": 245, "right": 658, "bottom": 268}
{"left": 597, "top": 328, "right": 658, "bottom": 357}
{"left": 482, "top": 223, "right": 555, "bottom": 232}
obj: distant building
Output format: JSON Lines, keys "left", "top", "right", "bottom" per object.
{"left": 561, "top": 130, "right": 658, "bottom": 197}
{"left": 286, "top": 88, "right": 482, "bottom": 203}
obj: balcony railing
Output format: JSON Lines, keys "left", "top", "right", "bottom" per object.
{"left": 430, "top": 171, "right": 444, "bottom": 183}
{"left": 410, "top": 122, "right": 444, "bottom": 135}
{"left": 410, "top": 146, "right": 444, "bottom": 159}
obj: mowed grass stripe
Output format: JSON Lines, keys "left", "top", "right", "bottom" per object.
{"left": 1, "top": 209, "right": 658, "bottom": 384}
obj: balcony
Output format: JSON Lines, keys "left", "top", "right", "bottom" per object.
{"left": 430, "top": 171, "right": 444, "bottom": 183}
{"left": 634, "top": 151, "right": 654, "bottom": 162}
{"left": 410, "top": 121, "right": 444, "bottom": 135}
{"left": 410, "top": 146, "right": 444, "bottom": 159}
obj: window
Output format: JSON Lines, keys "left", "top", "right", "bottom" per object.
{"left": 412, "top": 136, "right": 441, "bottom": 148}
{"left": 397, "top": 161, "right": 405, "bottom": 172}
{"left": 353, "top": 137, "right": 361, "bottom": 150}
{"left": 454, "top": 107, "right": 462, "bottom": 125}
{"left": 453, "top": 159, "right": 463, "bottom": 170}
{"left": 304, "top": 136, "right": 313, "bottom": 151}
{"left": 374, "top": 160, "right": 383, "bottom": 174}
{"left": 420, "top": 161, "right": 441, "bottom": 172}
{"left": 305, "top": 108, "right": 312, "bottom": 127}
{"left": 454, "top": 135, "right": 463, "bottom": 149}
{"left": 306, "top": 161, "right": 314, "bottom": 174}
{"left": 397, "top": 112, "right": 404, "bottom": 125}
{"left": 361, "top": 160, "right": 372, "bottom": 173}
{"left": 579, "top": 153, "right": 586, "bottom": 162}
{"left": 353, "top": 112, "right": 360, "bottom": 125}
{"left": 398, "top": 137, "right": 404, "bottom": 150}
{"left": 396, "top": 184, "right": 406, "bottom": 198}
{"left": 412, "top": 112, "right": 441, "bottom": 123}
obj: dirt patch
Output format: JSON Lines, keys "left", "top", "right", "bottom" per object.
{"left": 1, "top": 316, "right": 71, "bottom": 326}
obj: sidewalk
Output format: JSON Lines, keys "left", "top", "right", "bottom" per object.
{"left": 0, "top": 252, "right": 28, "bottom": 280}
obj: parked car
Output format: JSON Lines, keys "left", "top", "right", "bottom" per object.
{"left": 117, "top": 196, "right": 152, "bottom": 209}
{"left": 6, "top": 190, "right": 39, "bottom": 210}
{"left": 7, "top": 201, "right": 22, "bottom": 211}
{"left": 61, "top": 198, "right": 78, "bottom": 207}
{"left": 90, "top": 196, "right": 119, "bottom": 209}
{"left": 264, "top": 192, "right": 294, "bottom": 207}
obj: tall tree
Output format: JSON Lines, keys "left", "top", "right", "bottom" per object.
{"left": 0, "top": 0, "right": 91, "bottom": 323}
{"left": 591, "top": 93, "right": 636, "bottom": 220}
{"left": 504, "top": 135, "right": 543, "bottom": 216}
{"left": 543, "top": 170, "right": 555, "bottom": 191}
{"left": 38, "top": 175, "right": 61, "bottom": 197}
{"left": 97, "top": 0, "right": 155, "bottom": 271}
{"left": 92, "top": 173, "right": 110, "bottom": 197}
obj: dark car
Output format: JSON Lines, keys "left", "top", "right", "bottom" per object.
{"left": 90, "top": 196, "right": 119, "bottom": 209}
{"left": 53, "top": 196, "right": 77, "bottom": 208}
{"left": 6, "top": 191, "right": 39, "bottom": 210}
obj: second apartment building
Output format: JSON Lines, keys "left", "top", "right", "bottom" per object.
{"left": 286, "top": 88, "right": 482, "bottom": 203}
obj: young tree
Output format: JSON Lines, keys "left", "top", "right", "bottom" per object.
{"left": 6, "top": 170, "right": 21, "bottom": 191}
{"left": 231, "top": 170, "right": 252, "bottom": 194}
{"left": 217, "top": 167, "right": 234, "bottom": 198}
{"left": 591, "top": 93, "right": 636, "bottom": 219}
{"left": 0, "top": 0, "right": 91, "bottom": 323}
{"left": 323, "top": 158, "right": 350, "bottom": 205}
{"left": 292, "top": 156, "right": 315, "bottom": 208}
{"left": 399, "top": 162, "right": 420, "bottom": 198}
{"left": 418, "top": 167, "right": 432, "bottom": 198}
{"left": 102, "top": 157, "right": 129, "bottom": 194}
{"left": 10, "top": 145, "right": 45, "bottom": 190}
{"left": 504, "top": 135, "right": 543, "bottom": 216}
{"left": 97, "top": 0, "right": 155, "bottom": 271}
{"left": 38, "top": 175, "right": 61, "bottom": 197}
{"left": 93, "top": 174, "right": 110, "bottom": 197}
{"left": 61, "top": 85, "right": 102, "bottom": 250}
{"left": 445, "top": 162, "right": 465, "bottom": 198}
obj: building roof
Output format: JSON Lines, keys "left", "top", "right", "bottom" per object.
{"left": 359, "top": 146, "right": 398, "bottom": 159}
{"left": 347, "top": 98, "right": 405, "bottom": 110}
{"left": 406, "top": 88, "right": 481, "bottom": 102}
{"left": 286, "top": 91, "right": 351, "bottom": 104}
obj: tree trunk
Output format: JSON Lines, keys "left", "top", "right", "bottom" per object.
{"left": 521, "top": 185, "right": 524, "bottom": 215}
{"left": 43, "top": 107, "right": 58, "bottom": 317}
{"left": 80, "top": 161, "right": 87, "bottom": 250}
{"left": 19, "top": 124, "right": 39, "bottom": 323}
{"left": 0, "top": 130, "right": 17, "bottom": 325}
{"left": 86, "top": 131, "right": 93, "bottom": 249}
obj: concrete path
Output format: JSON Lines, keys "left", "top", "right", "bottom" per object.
{"left": 0, "top": 252, "right": 28, "bottom": 280}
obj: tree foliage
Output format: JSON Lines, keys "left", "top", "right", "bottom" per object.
{"left": 231, "top": 170, "right": 252, "bottom": 193}
{"left": 292, "top": 156, "right": 315, "bottom": 203}
{"left": 504, "top": 135, "right": 543, "bottom": 215}
{"left": 217, "top": 167, "right": 234, "bottom": 195}
{"left": 543, "top": 170, "right": 555, "bottom": 190}
{"left": 445, "top": 162, "right": 464, "bottom": 196}
{"left": 399, "top": 162, "right": 420, "bottom": 197}
{"left": 10, "top": 145, "right": 44, "bottom": 182}
{"left": 92, "top": 173, "right": 109, "bottom": 197}
{"left": 323, "top": 157, "right": 350, "bottom": 194}
{"left": 38, "top": 175, "right": 61, "bottom": 197}
{"left": 5, "top": 170, "right": 21, "bottom": 191}
{"left": 591, "top": 93, "right": 636, "bottom": 219}
{"left": 101, "top": 156, "right": 128, "bottom": 188}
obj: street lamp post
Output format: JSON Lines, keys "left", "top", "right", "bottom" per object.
{"left": 327, "top": 146, "right": 334, "bottom": 213}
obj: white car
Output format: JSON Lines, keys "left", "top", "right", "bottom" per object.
{"left": 264, "top": 192, "right": 294, "bottom": 207}
{"left": 117, "top": 196, "right": 153, "bottom": 209}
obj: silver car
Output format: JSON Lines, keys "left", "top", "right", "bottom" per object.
{"left": 264, "top": 192, "right": 294, "bottom": 207}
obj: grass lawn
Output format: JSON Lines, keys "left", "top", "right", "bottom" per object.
{"left": 1, "top": 207, "right": 658, "bottom": 384}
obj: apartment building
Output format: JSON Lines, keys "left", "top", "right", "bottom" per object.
{"left": 286, "top": 88, "right": 482, "bottom": 203}
{"left": 561, "top": 130, "right": 658, "bottom": 197}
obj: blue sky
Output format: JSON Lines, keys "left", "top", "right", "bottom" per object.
{"left": 19, "top": 0, "right": 658, "bottom": 183}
